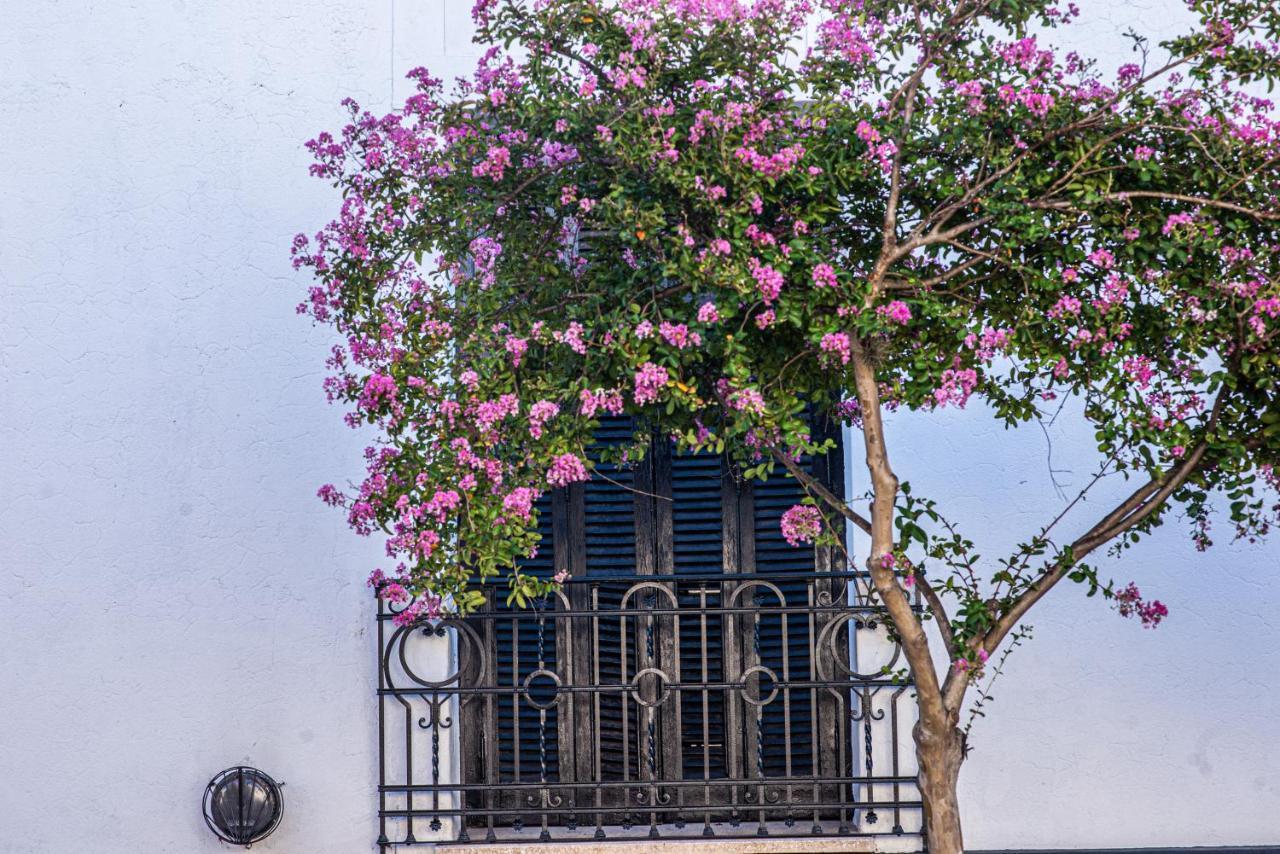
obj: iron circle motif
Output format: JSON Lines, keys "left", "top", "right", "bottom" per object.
{"left": 738, "top": 664, "right": 780, "bottom": 707}
{"left": 522, "top": 668, "right": 563, "bottom": 710}
{"left": 386, "top": 616, "right": 488, "bottom": 692}
{"left": 814, "top": 613, "right": 902, "bottom": 682}
{"left": 629, "top": 667, "right": 672, "bottom": 708}
{"left": 202, "top": 766, "right": 283, "bottom": 847}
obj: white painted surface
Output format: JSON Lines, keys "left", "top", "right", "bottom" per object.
{"left": 1, "top": 1, "right": 1276, "bottom": 852}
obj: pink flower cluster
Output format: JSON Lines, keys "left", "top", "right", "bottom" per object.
{"left": 933, "top": 367, "right": 979, "bottom": 408}
{"left": 579, "top": 387, "right": 624, "bottom": 417}
{"left": 502, "top": 486, "right": 539, "bottom": 521}
{"left": 659, "top": 321, "right": 702, "bottom": 349}
{"left": 424, "top": 489, "right": 462, "bottom": 522}
{"left": 876, "top": 300, "right": 912, "bottom": 325}
{"left": 528, "top": 400, "right": 560, "bottom": 438}
{"left": 749, "top": 257, "right": 784, "bottom": 304}
{"left": 734, "top": 143, "right": 806, "bottom": 178}
{"left": 780, "top": 504, "right": 822, "bottom": 546}
{"left": 472, "top": 145, "right": 511, "bottom": 181}
{"left": 820, "top": 332, "right": 852, "bottom": 365}
{"left": 546, "top": 453, "right": 590, "bottom": 487}
{"left": 1115, "top": 583, "right": 1168, "bottom": 628}
{"left": 633, "top": 361, "right": 670, "bottom": 405}
{"left": 855, "top": 121, "right": 897, "bottom": 173}
{"left": 811, "top": 263, "right": 838, "bottom": 289}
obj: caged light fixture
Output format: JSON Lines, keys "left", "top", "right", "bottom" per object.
{"left": 202, "top": 766, "right": 284, "bottom": 847}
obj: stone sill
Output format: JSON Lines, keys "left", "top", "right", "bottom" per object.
{"left": 435, "top": 838, "right": 880, "bottom": 854}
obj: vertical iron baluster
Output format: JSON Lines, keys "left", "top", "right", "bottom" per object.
{"left": 780, "top": 595, "right": 793, "bottom": 830}
{"left": 485, "top": 601, "right": 498, "bottom": 842}
{"left": 592, "top": 586, "right": 605, "bottom": 841}
{"left": 752, "top": 601, "right": 766, "bottom": 837}
{"left": 890, "top": 685, "right": 906, "bottom": 834}
{"left": 403, "top": 674, "right": 416, "bottom": 844}
{"left": 376, "top": 596, "right": 389, "bottom": 851}
{"left": 620, "top": 592, "right": 631, "bottom": 829}
{"left": 835, "top": 686, "right": 849, "bottom": 836}
{"left": 862, "top": 687, "right": 878, "bottom": 827}
{"left": 430, "top": 688, "right": 441, "bottom": 832}
{"left": 537, "top": 604, "right": 551, "bottom": 841}
{"left": 511, "top": 615, "right": 521, "bottom": 834}
{"left": 807, "top": 584, "right": 821, "bottom": 836}
{"left": 645, "top": 610, "right": 658, "bottom": 838}
{"left": 698, "top": 586, "right": 713, "bottom": 837}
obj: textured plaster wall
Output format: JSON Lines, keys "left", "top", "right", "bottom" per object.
{"left": 0, "top": 1, "right": 1276, "bottom": 852}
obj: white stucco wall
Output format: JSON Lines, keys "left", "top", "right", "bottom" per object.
{"left": 2, "top": 2, "right": 1276, "bottom": 853}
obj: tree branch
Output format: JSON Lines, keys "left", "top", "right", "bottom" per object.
{"left": 850, "top": 337, "right": 950, "bottom": 725}
{"left": 1030, "top": 192, "right": 1280, "bottom": 222}
{"left": 914, "top": 571, "right": 956, "bottom": 655}
{"left": 767, "top": 444, "right": 872, "bottom": 536}
{"left": 985, "top": 390, "right": 1227, "bottom": 654}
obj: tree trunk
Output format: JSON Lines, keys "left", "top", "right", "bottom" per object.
{"left": 915, "top": 717, "right": 965, "bottom": 854}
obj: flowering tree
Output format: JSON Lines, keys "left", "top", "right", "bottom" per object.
{"left": 294, "top": 0, "right": 1280, "bottom": 848}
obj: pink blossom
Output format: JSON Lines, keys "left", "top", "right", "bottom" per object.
{"left": 391, "top": 593, "right": 444, "bottom": 627}
{"left": 734, "top": 143, "right": 805, "bottom": 178}
{"left": 505, "top": 335, "right": 528, "bottom": 367}
{"left": 473, "top": 393, "right": 519, "bottom": 430}
{"left": 424, "top": 489, "right": 462, "bottom": 522}
{"left": 659, "top": 321, "right": 702, "bottom": 349}
{"left": 820, "top": 332, "right": 852, "bottom": 365}
{"left": 317, "top": 484, "right": 344, "bottom": 506}
{"left": 730, "top": 387, "right": 766, "bottom": 414}
{"left": 1122, "top": 356, "right": 1155, "bottom": 389}
{"left": 780, "top": 504, "right": 822, "bottom": 546}
{"left": 1162, "top": 212, "right": 1196, "bottom": 235}
{"left": 528, "top": 400, "right": 560, "bottom": 438}
{"left": 633, "top": 361, "right": 669, "bottom": 405}
{"left": 811, "top": 263, "right": 838, "bottom": 289}
{"left": 1087, "top": 248, "right": 1115, "bottom": 269}
{"left": 877, "top": 300, "right": 912, "bottom": 325}
{"left": 1115, "top": 582, "right": 1168, "bottom": 628}
{"left": 558, "top": 321, "right": 588, "bottom": 354}
{"left": 472, "top": 145, "right": 511, "bottom": 181}
{"left": 697, "top": 301, "right": 720, "bottom": 324}
{"left": 546, "top": 453, "right": 590, "bottom": 487}
{"left": 502, "top": 487, "right": 539, "bottom": 520}
{"left": 359, "top": 373, "right": 398, "bottom": 411}
{"left": 933, "top": 368, "right": 978, "bottom": 408}
{"left": 749, "top": 257, "right": 784, "bottom": 303}
{"left": 579, "top": 387, "right": 624, "bottom": 417}
{"left": 1047, "top": 295, "right": 1082, "bottom": 319}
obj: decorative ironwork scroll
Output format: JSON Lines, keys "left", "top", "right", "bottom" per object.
{"left": 376, "top": 571, "right": 923, "bottom": 848}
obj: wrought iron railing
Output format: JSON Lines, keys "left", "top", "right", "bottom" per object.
{"left": 376, "top": 571, "right": 923, "bottom": 848}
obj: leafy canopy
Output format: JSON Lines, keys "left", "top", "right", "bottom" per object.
{"left": 295, "top": 0, "right": 1280, "bottom": 652}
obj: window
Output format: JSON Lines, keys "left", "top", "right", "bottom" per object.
{"left": 376, "top": 415, "right": 924, "bottom": 847}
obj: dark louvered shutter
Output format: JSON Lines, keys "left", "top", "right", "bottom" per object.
{"left": 491, "top": 413, "right": 845, "bottom": 789}
{"left": 750, "top": 417, "right": 846, "bottom": 777}
{"left": 668, "top": 450, "right": 729, "bottom": 779}
{"left": 497, "top": 489, "right": 560, "bottom": 782}
{"left": 585, "top": 415, "right": 643, "bottom": 783}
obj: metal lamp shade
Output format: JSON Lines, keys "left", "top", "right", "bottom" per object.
{"left": 203, "top": 766, "right": 283, "bottom": 846}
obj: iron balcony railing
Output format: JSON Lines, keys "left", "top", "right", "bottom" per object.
{"left": 376, "top": 570, "right": 923, "bottom": 848}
